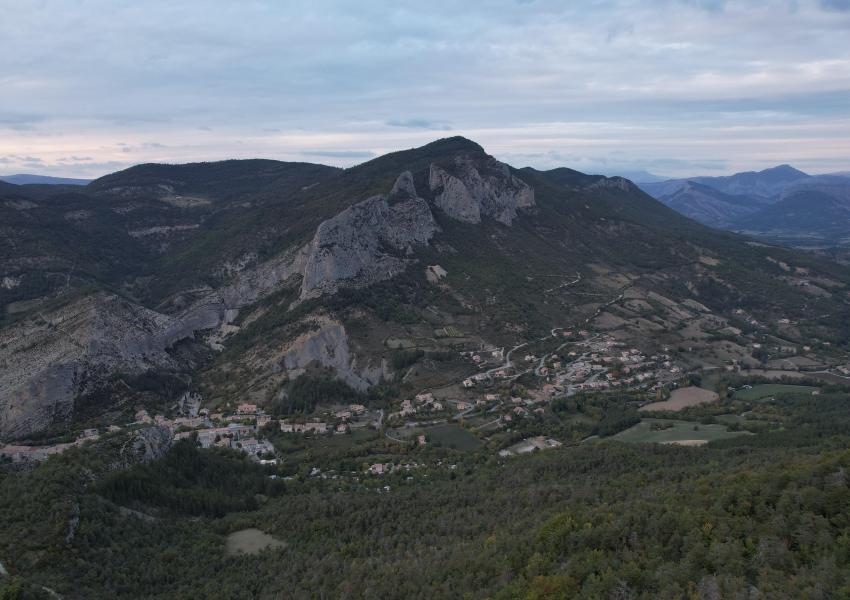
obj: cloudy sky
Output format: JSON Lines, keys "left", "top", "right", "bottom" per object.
{"left": 2, "top": 0, "right": 850, "bottom": 179}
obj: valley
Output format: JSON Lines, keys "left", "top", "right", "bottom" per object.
{"left": 3, "top": 138, "right": 850, "bottom": 599}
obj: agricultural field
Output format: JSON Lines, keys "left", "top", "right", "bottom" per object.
{"left": 639, "top": 386, "right": 719, "bottom": 412}
{"left": 610, "top": 418, "right": 750, "bottom": 445}
{"left": 733, "top": 384, "right": 819, "bottom": 401}
{"left": 395, "top": 423, "right": 483, "bottom": 451}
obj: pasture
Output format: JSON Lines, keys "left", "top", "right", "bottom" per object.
{"left": 611, "top": 419, "right": 750, "bottom": 445}
{"left": 733, "top": 384, "right": 819, "bottom": 401}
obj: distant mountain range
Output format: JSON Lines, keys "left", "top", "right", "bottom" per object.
{"left": 639, "top": 165, "right": 850, "bottom": 247}
{"left": 0, "top": 174, "right": 91, "bottom": 186}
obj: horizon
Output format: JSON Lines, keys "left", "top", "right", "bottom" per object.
{"left": 3, "top": 1, "right": 850, "bottom": 178}
{"left": 0, "top": 137, "right": 846, "bottom": 183}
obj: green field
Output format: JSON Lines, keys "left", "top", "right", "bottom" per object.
{"left": 397, "top": 423, "right": 483, "bottom": 451}
{"left": 733, "top": 384, "right": 819, "bottom": 401}
{"left": 611, "top": 419, "right": 750, "bottom": 445}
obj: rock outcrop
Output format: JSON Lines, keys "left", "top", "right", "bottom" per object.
{"left": 0, "top": 293, "right": 185, "bottom": 440}
{"left": 275, "top": 316, "right": 389, "bottom": 390}
{"left": 300, "top": 173, "right": 439, "bottom": 298}
{"left": 429, "top": 155, "right": 535, "bottom": 225}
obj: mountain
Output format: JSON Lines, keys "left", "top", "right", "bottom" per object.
{"left": 736, "top": 188, "right": 850, "bottom": 247}
{"left": 656, "top": 181, "right": 764, "bottom": 228}
{"left": 640, "top": 164, "right": 811, "bottom": 201}
{"left": 599, "top": 169, "right": 668, "bottom": 183}
{"left": 0, "top": 174, "right": 91, "bottom": 185}
{"left": 2, "top": 137, "right": 850, "bottom": 441}
{"left": 641, "top": 164, "right": 850, "bottom": 246}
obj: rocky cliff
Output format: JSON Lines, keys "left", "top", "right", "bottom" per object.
{"left": 429, "top": 155, "right": 535, "bottom": 225}
{"left": 299, "top": 172, "right": 440, "bottom": 299}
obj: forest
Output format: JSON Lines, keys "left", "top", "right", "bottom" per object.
{"left": 1, "top": 388, "right": 850, "bottom": 598}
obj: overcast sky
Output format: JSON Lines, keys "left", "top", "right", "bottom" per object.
{"left": 2, "top": 0, "right": 850, "bottom": 179}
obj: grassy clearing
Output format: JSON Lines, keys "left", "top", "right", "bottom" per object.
{"left": 226, "top": 529, "right": 286, "bottom": 556}
{"left": 733, "top": 384, "right": 819, "bottom": 401}
{"left": 611, "top": 419, "right": 750, "bottom": 445}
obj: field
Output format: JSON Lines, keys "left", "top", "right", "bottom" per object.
{"left": 393, "top": 423, "right": 483, "bottom": 451}
{"left": 639, "top": 386, "right": 719, "bottom": 412}
{"left": 225, "top": 528, "right": 286, "bottom": 556}
{"left": 611, "top": 419, "right": 750, "bottom": 445}
{"left": 733, "top": 384, "right": 819, "bottom": 401}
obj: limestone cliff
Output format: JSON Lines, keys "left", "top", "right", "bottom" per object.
{"left": 0, "top": 294, "right": 184, "bottom": 440}
{"left": 429, "top": 155, "right": 535, "bottom": 225}
{"left": 300, "top": 172, "right": 439, "bottom": 298}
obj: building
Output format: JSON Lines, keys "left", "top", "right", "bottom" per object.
{"left": 237, "top": 403, "right": 258, "bottom": 415}
{"left": 280, "top": 421, "right": 328, "bottom": 434}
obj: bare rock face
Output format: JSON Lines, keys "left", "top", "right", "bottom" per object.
{"left": 429, "top": 155, "right": 535, "bottom": 225}
{"left": 0, "top": 294, "right": 185, "bottom": 440}
{"left": 129, "top": 426, "right": 173, "bottom": 464}
{"left": 300, "top": 173, "right": 439, "bottom": 299}
{"left": 390, "top": 170, "right": 417, "bottom": 199}
{"left": 276, "top": 316, "right": 387, "bottom": 390}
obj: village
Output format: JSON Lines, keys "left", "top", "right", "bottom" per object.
{"left": 4, "top": 314, "right": 850, "bottom": 473}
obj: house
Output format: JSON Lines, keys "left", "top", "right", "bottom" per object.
{"left": 82, "top": 428, "right": 99, "bottom": 438}
{"left": 432, "top": 402, "right": 444, "bottom": 411}
{"left": 256, "top": 415, "right": 272, "bottom": 428}
{"left": 417, "top": 435, "right": 427, "bottom": 446}
{"left": 349, "top": 404, "right": 367, "bottom": 414}
{"left": 462, "top": 379, "right": 474, "bottom": 388}
{"left": 237, "top": 403, "right": 258, "bottom": 415}
{"left": 280, "top": 421, "right": 328, "bottom": 434}
{"left": 239, "top": 438, "right": 262, "bottom": 454}
{"left": 335, "top": 410, "right": 353, "bottom": 420}
{"left": 335, "top": 423, "right": 350, "bottom": 434}
{"left": 369, "top": 463, "right": 389, "bottom": 475}
{"left": 414, "top": 393, "right": 434, "bottom": 404}
{"left": 456, "top": 401, "right": 471, "bottom": 411}
{"left": 485, "top": 393, "right": 499, "bottom": 402}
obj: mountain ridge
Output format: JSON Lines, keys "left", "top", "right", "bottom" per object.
{"left": 2, "top": 137, "right": 850, "bottom": 441}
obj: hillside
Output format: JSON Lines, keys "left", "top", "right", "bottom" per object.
{"left": 0, "top": 174, "right": 91, "bottom": 186}
{"left": 656, "top": 181, "right": 758, "bottom": 228}
{"left": 736, "top": 189, "right": 850, "bottom": 247}
{"left": 2, "top": 137, "right": 850, "bottom": 442}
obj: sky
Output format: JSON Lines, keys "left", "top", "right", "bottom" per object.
{"left": 1, "top": 0, "right": 850, "bottom": 179}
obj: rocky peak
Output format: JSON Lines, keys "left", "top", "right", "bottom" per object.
{"left": 390, "top": 170, "right": 417, "bottom": 199}
{"left": 428, "top": 154, "right": 534, "bottom": 225}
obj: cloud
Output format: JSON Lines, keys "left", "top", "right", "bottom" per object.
{"left": 0, "top": 0, "right": 848, "bottom": 176}
{"left": 386, "top": 118, "right": 451, "bottom": 130}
